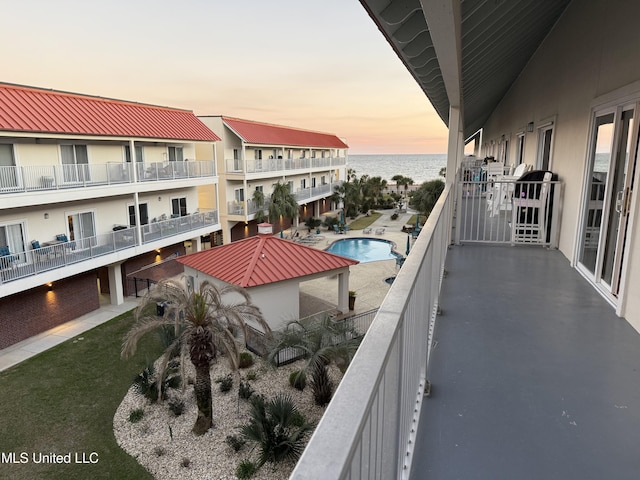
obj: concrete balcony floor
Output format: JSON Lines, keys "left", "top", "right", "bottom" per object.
{"left": 412, "top": 244, "right": 640, "bottom": 480}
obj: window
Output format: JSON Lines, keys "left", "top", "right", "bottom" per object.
{"left": 311, "top": 177, "right": 316, "bottom": 188}
{"left": 0, "top": 222, "right": 25, "bottom": 260}
{"left": 0, "top": 144, "right": 18, "bottom": 188}
{"left": 311, "top": 151, "right": 316, "bottom": 159}
{"left": 321, "top": 175, "right": 326, "bottom": 185}
{"left": 172, "top": 197, "right": 187, "bottom": 217}
{"left": 61, "top": 144, "right": 89, "bottom": 182}
{"left": 67, "top": 211, "right": 95, "bottom": 241}
{"left": 536, "top": 124, "right": 554, "bottom": 170}
{"left": 288, "top": 181, "right": 294, "bottom": 193}
{"left": 515, "top": 134, "right": 525, "bottom": 165}
{"left": 168, "top": 146, "right": 184, "bottom": 162}
{"left": 254, "top": 149, "right": 262, "bottom": 160}
{"left": 124, "top": 145, "right": 144, "bottom": 163}
{"left": 235, "top": 188, "right": 245, "bottom": 202}
{"left": 300, "top": 150, "right": 306, "bottom": 159}
{"left": 301, "top": 178, "right": 306, "bottom": 189}
{"left": 128, "top": 203, "right": 149, "bottom": 226}
{"left": 288, "top": 149, "right": 293, "bottom": 160}
{"left": 233, "top": 149, "right": 241, "bottom": 171}
{"left": 255, "top": 185, "right": 263, "bottom": 193}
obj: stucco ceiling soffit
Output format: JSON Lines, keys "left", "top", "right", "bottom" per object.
{"left": 380, "top": 0, "right": 422, "bottom": 25}
{"left": 417, "top": 70, "right": 444, "bottom": 86}
{"left": 402, "top": 31, "right": 433, "bottom": 58}
{"left": 390, "top": 11, "right": 428, "bottom": 44}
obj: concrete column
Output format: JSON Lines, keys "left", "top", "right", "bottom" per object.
{"left": 108, "top": 263, "right": 124, "bottom": 305}
{"left": 337, "top": 269, "right": 350, "bottom": 314}
{"left": 192, "top": 236, "right": 202, "bottom": 252}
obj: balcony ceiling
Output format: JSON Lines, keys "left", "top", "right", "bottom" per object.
{"left": 359, "top": 0, "right": 571, "bottom": 139}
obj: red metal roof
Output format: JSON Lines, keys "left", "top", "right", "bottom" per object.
{"left": 177, "top": 233, "right": 358, "bottom": 288}
{"left": 222, "top": 116, "right": 348, "bottom": 148}
{"left": 0, "top": 83, "right": 220, "bottom": 141}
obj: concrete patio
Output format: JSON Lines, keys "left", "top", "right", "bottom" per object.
{"left": 411, "top": 244, "right": 640, "bottom": 480}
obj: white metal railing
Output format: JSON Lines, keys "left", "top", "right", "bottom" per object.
{"left": 224, "top": 156, "right": 347, "bottom": 174}
{"left": 291, "top": 183, "right": 452, "bottom": 479}
{"left": 0, "top": 160, "right": 216, "bottom": 194}
{"left": 455, "top": 176, "right": 563, "bottom": 246}
{"left": 0, "top": 210, "right": 218, "bottom": 285}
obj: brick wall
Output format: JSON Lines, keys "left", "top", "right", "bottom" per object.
{"left": 0, "top": 272, "right": 100, "bottom": 349}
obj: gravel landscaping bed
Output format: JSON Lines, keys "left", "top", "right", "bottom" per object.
{"left": 114, "top": 355, "right": 343, "bottom": 479}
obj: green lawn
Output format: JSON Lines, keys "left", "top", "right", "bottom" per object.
{"left": 0, "top": 311, "right": 163, "bottom": 480}
{"left": 347, "top": 212, "right": 382, "bottom": 229}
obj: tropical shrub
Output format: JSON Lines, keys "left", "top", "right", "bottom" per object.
{"left": 239, "top": 352, "right": 254, "bottom": 369}
{"left": 132, "top": 361, "right": 181, "bottom": 403}
{"left": 217, "top": 374, "right": 233, "bottom": 393}
{"left": 236, "top": 459, "right": 258, "bottom": 479}
{"left": 225, "top": 434, "right": 246, "bottom": 452}
{"left": 168, "top": 397, "right": 185, "bottom": 416}
{"left": 239, "top": 380, "right": 254, "bottom": 400}
{"left": 289, "top": 370, "right": 306, "bottom": 391}
{"left": 129, "top": 408, "right": 144, "bottom": 423}
{"left": 240, "top": 394, "right": 315, "bottom": 466}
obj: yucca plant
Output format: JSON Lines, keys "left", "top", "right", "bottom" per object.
{"left": 240, "top": 393, "right": 315, "bottom": 467}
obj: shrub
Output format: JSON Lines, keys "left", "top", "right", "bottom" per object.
{"left": 390, "top": 212, "right": 399, "bottom": 220}
{"left": 132, "top": 361, "right": 181, "bottom": 403}
{"left": 239, "top": 352, "right": 254, "bottom": 369}
{"left": 239, "top": 380, "right": 254, "bottom": 400}
{"left": 129, "top": 408, "right": 144, "bottom": 423}
{"left": 225, "top": 434, "right": 246, "bottom": 452}
{"left": 246, "top": 371, "right": 258, "bottom": 381}
{"left": 168, "top": 397, "right": 185, "bottom": 416}
{"left": 288, "top": 370, "right": 306, "bottom": 391}
{"left": 180, "top": 457, "right": 190, "bottom": 468}
{"left": 153, "top": 446, "right": 165, "bottom": 457}
{"left": 216, "top": 374, "right": 233, "bottom": 393}
{"left": 311, "top": 365, "right": 334, "bottom": 406}
{"left": 236, "top": 459, "right": 258, "bottom": 479}
{"left": 240, "top": 393, "right": 315, "bottom": 466}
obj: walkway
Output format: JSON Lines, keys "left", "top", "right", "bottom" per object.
{"left": 411, "top": 244, "right": 640, "bottom": 480}
{"left": 0, "top": 297, "right": 138, "bottom": 372}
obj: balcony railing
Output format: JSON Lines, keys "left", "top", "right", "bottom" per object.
{"left": 0, "top": 160, "right": 216, "bottom": 194}
{"left": 0, "top": 210, "right": 218, "bottom": 285}
{"left": 291, "top": 182, "right": 453, "bottom": 479}
{"left": 295, "top": 183, "right": 332, "bottom": 202}
{"left": 454, "top": 177, "right": 563, "bottom": 246}
{"left": 225, "top": 156, "right": 347, "bottom": 174}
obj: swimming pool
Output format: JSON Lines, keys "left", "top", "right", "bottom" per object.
{"left": 325, "top": 238, "right": 402, "bottom": 263}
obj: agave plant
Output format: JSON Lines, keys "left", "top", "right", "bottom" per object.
{"left": 240, "top": 393, "right": 315, "bottom": 466}
{"left": 122, "top": 279, "right": 271, "bottom": 435}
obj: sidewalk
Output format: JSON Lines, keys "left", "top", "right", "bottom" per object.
{"left": 0, "top": 298, "right": 139, "bottom": 372}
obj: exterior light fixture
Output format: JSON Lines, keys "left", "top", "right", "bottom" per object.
{"left": 44, "top": 213, "right": 49, "bottom": 219}
{"left": 47, "top": 282, "right": 53, "bottom": 291}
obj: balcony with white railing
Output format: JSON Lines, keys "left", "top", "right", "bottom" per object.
{"left": 225, "top": 156, "right": 347, "bottom": 175}
{"left": 290, "top": 170, "right": 639, "bottom": 479}
{"left": 0, "top": 210, "right": 219, "bottom": 287}
{"left": 0, "top": 160, "right": 216, "bottom": 195}
{"left": 295, "top": 183, "right": 333, "bottom": 203}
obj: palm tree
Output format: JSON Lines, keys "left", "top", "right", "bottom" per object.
{"left": 410, "top": 179, "right": 445, "bottom": 218}
{"left": 391, "top": 174, "right": 404, "bottom": 195}
{"left": 267, "top": 316, "right": 361, "bottom": 406}
{"left": 252, "top": 188, "right": 266, "bottom": 223}
{"left": 268, "top": 181, "right": 299, "bottom": 232}
{"left": 121, "top": 279, "right": 270, "bottom": 435}
{"left": 401, "top": 176, "right": 414, "bottom": 198}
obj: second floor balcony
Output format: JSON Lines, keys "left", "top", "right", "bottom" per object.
{"left": 0, "top": 160, "right": 216, "bottom": 195}
{"left": 0, "top": 210, "right": 219, "bottom": 289}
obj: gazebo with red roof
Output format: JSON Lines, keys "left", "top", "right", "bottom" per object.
{"left": 177, "top": 223, "right": 358, "bottom": 331}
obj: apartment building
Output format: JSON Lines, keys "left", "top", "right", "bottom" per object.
{"left": 198, "top": 116, "right": 348, "bottom": 243}
{"left": 0, "top": 83, "right": 221, "bottom": 348}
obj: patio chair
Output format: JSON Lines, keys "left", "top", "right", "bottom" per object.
{"left": 375, "top": 227, "right": 385, "bottom": 235}
{"left": 487, "top": 163, "right": 530, "bottom": 216}
{"left": 511, "top": 171, "right": 553, "bottom": 244}
{"left": 363, "top": 227, "right": 372, "bottom": 234}
{"left": 333, "top": 224, "right": 340, "bottom": 234}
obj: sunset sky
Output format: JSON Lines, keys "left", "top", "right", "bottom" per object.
{"left": 3, "top": 0, "right": 449, "bottom": 154}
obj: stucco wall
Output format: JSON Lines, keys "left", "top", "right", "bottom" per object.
{"left": 480, "top": 1, "right": 640, "bottom": 330}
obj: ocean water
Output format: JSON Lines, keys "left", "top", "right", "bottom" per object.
{"left": 347, "top": 154, "right": 447, "bottom": 185}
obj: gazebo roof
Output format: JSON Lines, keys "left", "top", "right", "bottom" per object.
{"left": 177, "top": 231, "right": 358, "bottom": 288}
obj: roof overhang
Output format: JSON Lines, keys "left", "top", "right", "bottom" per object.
{"left": 359, "top": 0, "right": 571, "bottom": 140}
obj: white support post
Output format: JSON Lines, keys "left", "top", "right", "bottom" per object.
{"left": 108, "top": 263, "right": 124, "bottom": 305}
{"left": 337, "top": 269, "right": 350, "bottom": 313}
